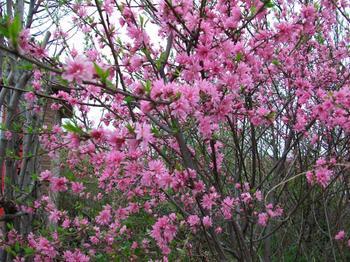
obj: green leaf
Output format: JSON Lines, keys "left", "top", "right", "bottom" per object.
{"left": 235, "top": 52, "right": 243, "bottom": 62}
{"left": 8, "top": 15, "right": 22, "bottom": 48}
{"left": 24, "top": 247, "right": 35, "bottom": 256}
{"left": 174, "top": 91, "right": 181, "bottom": 100}
{"left": 143, "top": 80, "right": 152, "bottom": 95}
{"left": 62, "top": 169, "right": 75, "bottom": 181}
{"left": 139, "top": 15, "right": 144, "bottom": 28}
{"left": 174, "top": 68, "right": 181, "bottom": 78}
{"left": 266, "top": 111, "right": 276, "bottom": 120}
{"left": 141, "top": 47, "right": 151, "bottom": 58}
{"left": 250, "top": 6, "right": 257, "bottom": 15}
{"left": 62, "top": 121, "right": 83, "bottom": 135}
{"left": 6, "top": 223, "right": 14, "bottom": 230}
{"left": 124, "top": 96, "right": 134, "bottom": 104}
{"left": 126, "top": 123, "right": 135, "bottom": 134}
{"left": 151, "top": 125, "right": 160, "bottom": 136}
{"left": 116, "top": 37, "right": 123, "bottom": 46}
{"left": 58, "top": 76, "right": 69, "bottom": 86}
{"left": 14, "top": 242, "right": 20, "bottom": 253}
{"left": 0, "top": 16, "right": 9, "bottom": 38}
{"left": 26, "top": 125, "right": 34, "bottom": 134}
{"left": 106, "top": 79, "right": 115, "bottom": 90}
{"left": 156, "top": 51, "right": 167, "bottom": 70}
{"left": 5, "top": 247, "right": 16, "bottom": 257}
{"left": 315, "top": 33, "right": 324, "bottom": 44}
{"left": 263, "top": 0, "right": 275, "bottom": 8}
{"left": 30, "top": 173, "right": 38, "bottom": 181}
{"left": 12, "top": 121, "right": 22, "bottom": 132}
{"left": 314, "top": 2, "right": 320, "bottom": 11}
{"left": 17, "top": 60, "right": 34, "bottom": 70}
{"left": 95, "top": 253, "right": 109, "bottom": 262}
{"left": 271, "top": 59, "right": 280, "bottom": 66}
{"left": 93, "top": 63, "right": 110, "bottom": 83}
{"left": 171, "top": 119, "right": 179, "bottom": 133}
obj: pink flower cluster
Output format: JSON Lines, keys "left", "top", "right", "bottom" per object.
{"left": 18, "top": 29, "right": 47, "bottom": 58}
{"left": 334, "top": 230, "right": 350, "bottom": 248}
{"left": 306, "top": 158, "right": 334, "bottom": 188}
{"left": 62, "top": 55, "right": 94, "bottom": 83}
{"left": 150, "top": 214, "right": 178, "bottom": 255}
{"left": 257, "top": 204, "right": 284, "bottom": 227}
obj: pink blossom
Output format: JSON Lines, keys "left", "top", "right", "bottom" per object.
{"left": 103, "top": 0, "right": 114, "bottom": 16}
{"left": 4, "top": 131, "right": 12, "bottom": 140}
{"left": 215, "top": 227, "right": 223, "bottom": 234}
{"left": 71, "top": 182, "right": 85, "bottom": 193}
{"left": 39, "top": 170, "right": 53, "bottom": 181}
{"left": 96, "top": 204, "right": 112, "bottom": 225}
{"left": 24, "top": 92, "right": 36, "bottom": 103}
{"left": 258, "top": 213, "right": 269, "bottom": 227}
{"left": 198, "top": 116, "right": 212, "bottom": 139}
{"left": 150, "top": 214, "right": 177, "bottom": 255}
{"left": 136, "top": 122, "right": 153, "bottom": 147}
{"left": 187, "top": 215, "right": 200, "bottom": 227}
{"left": 306, "top": 171, "right": 314, "bottom": 185}
{"left": 223, "top": 7, "right": 241, "bottom": 29}
{"left": 48, "top": 209, "right": 61, "bottom": 223}
{"left": 202, "top": 216, "right": 212, "bottom": 228}
{"left": 255, "top": 191, "right": 263, "bottom": 201}
{"left": 221, "top": 197, "right": 234, "bottom": 219}
{"left": 28, "top": 234, "right": 57, "bottom": 259}
{"left": 18, "top": 29, "right": 30, "bottom": 53}
{"left": 241, "top": 192, "right": 252, "bottom": 203}
{"left": 62, "top": 55, "right": 94, "bottom": 83}
{"left": 131, "top": 241, "right": 138, "bottom": 249}
{"left": 62, "top": 218, "right": 70, "bottom": 228}
{"left": 201, "top": 194, "right": 215, "bottom": 210}
{"left": 335, "top": 230, "right": 346, "bottom": 240}
{"left": 315, "top": 167, "right": 332, "bottom": 188}
{"left": 50, "top": 177, "right": 68, "bottom": 192}
{"left": 63, "top": 249, "right": 90, "bottom": 262}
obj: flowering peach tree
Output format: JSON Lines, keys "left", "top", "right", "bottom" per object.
{"left": 0, "top": 0, "right": 350, "bottom": 261}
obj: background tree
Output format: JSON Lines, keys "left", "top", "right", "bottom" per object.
{"left": 0, "top": 0, "right": 350, "bottom": 261}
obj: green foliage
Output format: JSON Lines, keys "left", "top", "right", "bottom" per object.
{"left": 93, "top": 63, "right": 110, "bottom": 84}
{"left": 5, "top": 246, "right": 17, "bottom": 257}
{"left": 151, "top": 125, "right": 161, "bottom": 136}
{"left": 0, "top": 15, "right": 22, "bottom": 48}
{"left": 124, "top": 95, "right": 134, "bottom": 104}
{"left": 235, "top": 52, "right": 244, "bottom": 62}
{"left": 315, "top": 33, "right": 325, "bottom": 44}
{"left": 271, "top": 59, "right": 280, "bottom": 66}
{"left": 123, "top": 211, "right": 155, "bottom": 230}
{"left": 61, "top": 169, "right": 76, "bottom": 181}
{"left": 95, "top": 253, "right": 109, "bottom": 262}
{"left": 173, "top": 68, "right": 181, "bottom": 78}
{"left": 126, "top": 123, "right": 135, "bottom": 134}
{"left": 24, "top": 247, "right": 35, "bottom": 256}
{"left": 31, "top": 173, "right": 39, "bottom": 181}
{"left": 141, "top": 47, "right": 151, "bottom": 58}
{"left": 62, "top": 120, "right": 84, "bottom": 135}
{"left": 6, "top": 223, "right": 14, "bottom": 230}
{"left": 250, "top": 6, "right": 257, "bottom": 15}
{"left": 263, "top": 0, "right": 275, "bottom": 8}
{"left": 0, "top": 16, "right": 11, "bottom": 38}
{"left": 139, "top": 14, "right": 145, "bottom": 28}
{"left": 156, "top": 51, "right": 167, "bottom": 70}
{"left": 143, "top": 80, "right": 152, "bottom": 95}
{"left": 16, "top": 60, "right": 34, "bottom": 71}
{"left": 11, "top": 121, "right": 23, "bottom": 133}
